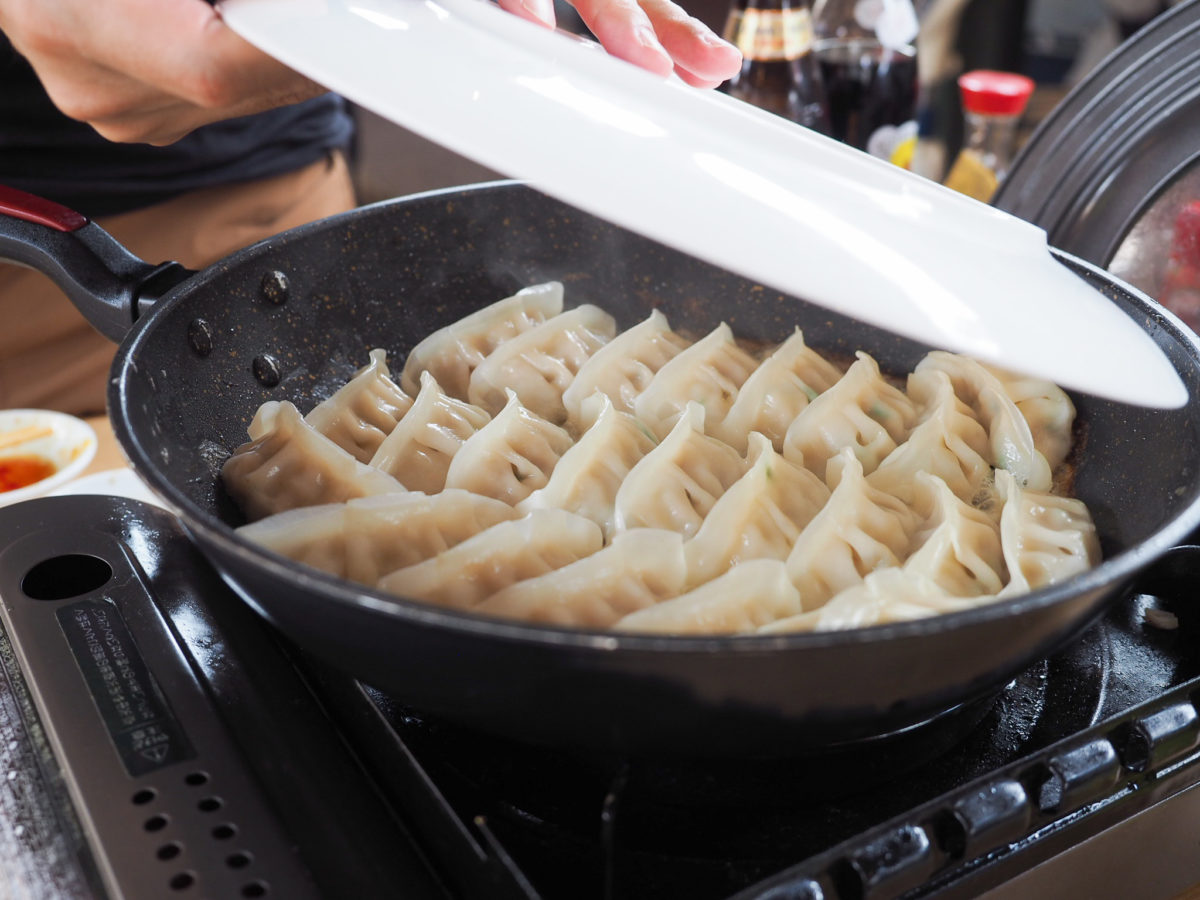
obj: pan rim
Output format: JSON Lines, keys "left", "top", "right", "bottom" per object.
{"left": 109, "top": 181, "right": 1200, "bottom": 655}
{"left": 169, "top": 510, "right": 1200, "bottom": 652}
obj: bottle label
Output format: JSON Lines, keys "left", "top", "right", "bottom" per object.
{"left": 723, "top": 8, "right": 814, "bottom": 62}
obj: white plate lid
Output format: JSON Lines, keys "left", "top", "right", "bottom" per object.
{"left": 220, "top": 0, "right": 1188, "bottom": 408}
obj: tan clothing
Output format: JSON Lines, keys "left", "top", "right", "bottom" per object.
{"left": 0, "top": 152, "right": 356, "bottom": 416}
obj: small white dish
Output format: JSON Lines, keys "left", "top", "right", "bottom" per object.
{"left": 218, "top": 0, "right": 1188, "bottom": 408}
{"left": 0, "top": 409, "right": 98, "bottom": 507}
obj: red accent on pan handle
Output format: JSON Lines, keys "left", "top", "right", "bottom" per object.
{"left": 0, "top": 183, "right": 193, "bottom": 342}
{"left": 0, "top": 184, "right": 88, "bottom": 232}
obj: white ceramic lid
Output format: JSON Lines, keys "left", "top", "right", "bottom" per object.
{"left": 220, "top": 0, "right": 1188, "bottom": 408}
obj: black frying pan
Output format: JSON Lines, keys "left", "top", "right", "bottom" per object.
{"left": 4, "top": 180, "right": 1200, "bottom": 757}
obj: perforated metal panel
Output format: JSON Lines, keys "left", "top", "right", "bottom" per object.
{"left": 0, "top": 498, "right": 320, "bottom": 900}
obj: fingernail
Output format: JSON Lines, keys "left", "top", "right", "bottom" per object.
{"left": 521, "top": 0, "right": 555, "bottom": 26}
{"left": 634, "top": 23, "right": 668, "bottom": 53}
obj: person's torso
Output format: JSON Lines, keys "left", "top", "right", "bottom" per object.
{"left": 0, "top": 33, "right": 354, "bottom": 216}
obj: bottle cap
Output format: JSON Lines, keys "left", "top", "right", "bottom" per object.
{"left": 958, "top": 70, "right": 1035, "bottom": 117}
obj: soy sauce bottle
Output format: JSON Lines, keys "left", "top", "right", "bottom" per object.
{"left": 942, "top": 70, "right": 1034, "bottom": 202}
{"left": 812, "top": 0, "right": 919, "bottom": 163}
{"left": 719, "top": 0, "right": 831, "bottom": 133}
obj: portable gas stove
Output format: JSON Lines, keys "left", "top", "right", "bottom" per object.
{"left": 2, "top": 494, "right": 1200, "bottom": 900}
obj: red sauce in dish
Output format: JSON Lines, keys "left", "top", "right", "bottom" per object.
{"left": 0, "top": 455, "right": 57, "bottom": 492}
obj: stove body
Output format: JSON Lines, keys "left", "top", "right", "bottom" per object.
{"left": 2, "top": 495, "right": 1200, "bottom": 900}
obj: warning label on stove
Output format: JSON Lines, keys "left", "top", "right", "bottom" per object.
{"left": 58, "top": 599, "right": 194, "bottom": 776}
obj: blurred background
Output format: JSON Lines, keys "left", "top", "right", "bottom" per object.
{"left": 346, "top": 0, "right": 1176, "bottom": 203}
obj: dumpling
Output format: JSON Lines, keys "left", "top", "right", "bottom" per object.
{"left": 632, "top": 322, "right": 759, "bottom": 440}
{"left": 763, "top": 569, "right": 977, "bottom": 633}
{"left": 516, "top": 392, "right": 656, "bottom": 538}
{"left": 305, "top": 348, "right": 413, "bottom": 462}
{"left": 222, "top": 401, "right": 404, "bottom": 521}
{"left": 377, "top": 509, "right": 604, "bottom": 610}
{"left": 399, "top": 282, "right": 563, "bottom": 399}
{"left": 684, "top": 433, "right": 829, "bottom": 587}
{"left": 785, "top": 449, "right": 917, "bottom": 608}
{"left": 344, "top": 491, "right": 521, "bottom": 584}
{"left": 915, "top": 351, "right": 1053, "bottom": 490}
{"left": 221, "top": 286, "right": 1097, "bottom": 638}
{"left": 994, "top": 469, "right": 1100, "bottom": 596}
{"left": 562, "top": 309, "right": 691, "bottom": 430}
{"left": 617, "top": 559, "right": 803, "bottom": 634}
{"left": 234, "top": 502, "right": 351, "bottom": 577}
{"left": 867, "top": 368, "right": 992, "bottom": 508}
{"left": 475, "top": 529, "right": 687, "bottom": 628}
{"left": 246, "top": 400, "right": 283, "bottom": 441}
{"left": 982, "top": 362, "right": 1076, "bottom": 470}
{"left": 783, "top": 351, "right": 918, "bottom": 481}
{"left": 236, "top": 490, "right": 518, "bottom": 585}
{"left": 443, "top": 391, "right": 574, "bottom": 504}
{"left": 468, "top": 304, "right": 617, "bottom": 422}
{"left": 713, "top": 328, "right": 842, "bottom": 454}
{"left": 369, "top": 371, "right": 491, "bottom": 492}
{"left": 613, "top": 402, "right": 746, "bottom": 538}
{"left": 902, "top": 473, "right": 1005, "bottom": 597}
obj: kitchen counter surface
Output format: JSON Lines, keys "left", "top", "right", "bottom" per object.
{"left": 82, "top": 413, "right": 126, "bottom": 477}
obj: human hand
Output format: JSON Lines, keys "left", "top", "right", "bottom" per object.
{"left": 499, "top": 0, "right": 742, "bottom": 88}
{"left": 0, "top": 0, "right": 329, "bottom": 145}
{"left": 0, "top": 0, "right": 741, "bottom": 147}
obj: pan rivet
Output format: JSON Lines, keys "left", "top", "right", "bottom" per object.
{"left": 260, "top": 271, "right": 290, "bottom": 305}
{"left": 187, "top": 319, "right": 214, "bottom": 357}
{"left": 252, "top": 355, "right": 282, "bottom": 388}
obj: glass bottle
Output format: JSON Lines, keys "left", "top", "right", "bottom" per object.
{"left": 720, "top": 0, "right": 832, "bottom": 134}
{"left": 811, "top": 0, "right": 920, "bottom": 163}
{"left": 942, "top": 70, "right": 1035, "bottom": 203}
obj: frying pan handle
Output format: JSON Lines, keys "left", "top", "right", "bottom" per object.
{"left": 0, "top": 185, "right": 193, "bottom": 342}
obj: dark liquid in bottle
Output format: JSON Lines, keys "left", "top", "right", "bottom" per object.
{"left": 723, "top": 58, "right": 831, "bottom": 134}
{"left": 815, "top": 39, "right": 917, "bottom": 151}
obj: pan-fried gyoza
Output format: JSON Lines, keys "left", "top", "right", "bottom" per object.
{"left": 222, "top": 283, "right": 1100, "bottom": 634}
